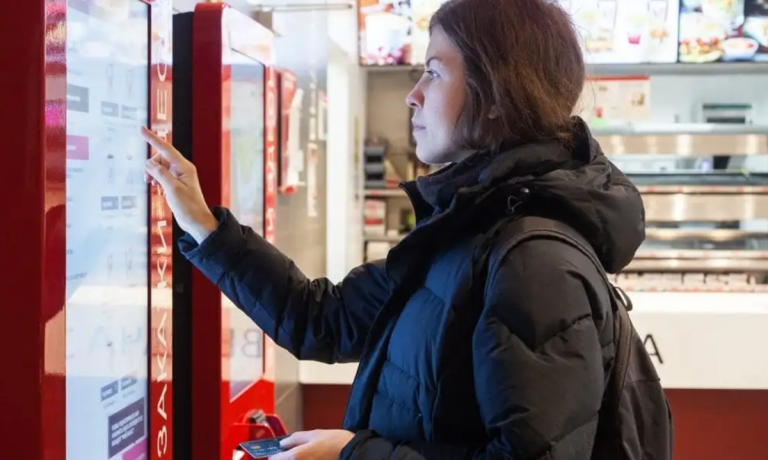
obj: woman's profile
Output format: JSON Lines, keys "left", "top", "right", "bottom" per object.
{"left": 143, "top": 0, "right": 672, "bottom": 458}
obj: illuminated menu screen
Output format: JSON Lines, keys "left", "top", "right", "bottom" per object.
{"left": 65, "top": 1, "right": 150, "bottom": 459}
{"left": 562, "top": 0, "right": 681, "bottom": 64}
{"left": 678, "top": 0, "right": 768, "bottom": 63}
{"left": 359, "top": 0, "right": 683, "bottom": 66}
{"left": 227, "top": 60, "right": 266, "bottom": 400}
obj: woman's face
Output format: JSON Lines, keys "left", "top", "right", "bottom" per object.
{"left": 406, "top": 26, "right": 468, "bottom": 165}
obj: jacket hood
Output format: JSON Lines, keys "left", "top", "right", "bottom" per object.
{"left": 404, "top": 118, "right": 646, "bottom": 273}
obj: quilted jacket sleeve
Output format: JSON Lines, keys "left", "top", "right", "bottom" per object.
{"left": 341, "top": 238, "right": 611, "bottom": 460}
{"left": 178, "top": 207, "right": 391, "bottom": 363}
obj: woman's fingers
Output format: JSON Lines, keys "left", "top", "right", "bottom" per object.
{"left": 145, "top": 157, "right": 181, "bottom": 191}
{"left": 143, "top": 171, "right": 156, "bottom": 186}
{"left": 148, "top": 152, "right": 172, "bottom": 171}
{"left": 141, "top": 126, "right": 185, "bottom": 164}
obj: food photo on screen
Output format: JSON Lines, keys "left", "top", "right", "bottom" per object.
{"left": 359, "top": 0, "right": 412, "bottom": 65}
{"left": 678, "top": 0, "right": 768, "bottom": 62}
{"left": 562, "top": 0, "right": 680, "bottom": 64}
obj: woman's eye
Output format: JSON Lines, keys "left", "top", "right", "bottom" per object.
{"left": 425, "top": 70, "right": 438, "bottom": 80}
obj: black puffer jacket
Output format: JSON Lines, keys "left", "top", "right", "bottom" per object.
{"left": 180, "top": 119, "right": 646, "bottom": 459}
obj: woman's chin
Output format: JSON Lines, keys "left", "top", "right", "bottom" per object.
{"left": 416, "top": 145, "right": 471, "bottom": 166}
{"left": 415, "top": 145, "right": 447, "bottom": 165}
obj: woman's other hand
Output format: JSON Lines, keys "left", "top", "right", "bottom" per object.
{"left": 268, "top": 430, "right": 355, "bottom": 460}
{"left": 141, "top": 126, "right": 218, "bottom": 243}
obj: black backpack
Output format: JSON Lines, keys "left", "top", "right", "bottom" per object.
{"left": 473, "top": 215, "right": 674, "bottom": 460}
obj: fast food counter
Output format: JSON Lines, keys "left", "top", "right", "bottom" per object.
{"left": 323, "top": 125, "right": 768, "bottom": 386}
{"left": 356, "top": 126, "right": 768, "bottom": 381}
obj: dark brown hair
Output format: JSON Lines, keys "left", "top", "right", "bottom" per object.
{"left": 430, "top": 0, "right": 585, "bottom": 150}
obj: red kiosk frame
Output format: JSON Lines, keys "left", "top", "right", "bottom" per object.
{"left": 1, "top": 0, "right": 174, "bottom": 459}
{"left": 188, "top": 4, "right": 284, "bottom": 460}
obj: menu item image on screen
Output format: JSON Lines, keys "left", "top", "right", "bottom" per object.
{"left": 679, "top": 0, "right": 768, "bottom": 62}
{"left": 564, "top": 0, "right": 681, "bottom": 64}
{"left": 65, "top": 1, "right": 150, "bottom": 459}
{"left": 360, "top": 0, "right": 412, "bottom": 65}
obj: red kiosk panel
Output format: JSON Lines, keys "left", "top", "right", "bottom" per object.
{"left": 189, "top": 4, "right": 282, "bottom": 460}
{"left": 0, "top": 0, "right": 173, "bottom": 458}
{"left": 148, "top": 2, "right": 175, "bottom": 460}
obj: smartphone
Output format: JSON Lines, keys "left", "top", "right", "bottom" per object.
{"left": 239, "top": 436, "right": 289, "bottom": 458}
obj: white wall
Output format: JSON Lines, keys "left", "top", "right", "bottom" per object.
{"left": 327, "top": 8, "right": 358, "bottom": 58}
{"left": 326, "top": 8, "right": 365, "bottom": 282}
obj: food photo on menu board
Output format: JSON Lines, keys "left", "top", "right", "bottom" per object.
{"left": 678, "top": 0, "right": 768, "bottom": 63}
{"left": 561, "top": 0, "right": 680, "bottom": 64}
{"left": 358, "top": 0, "right": 445, "bottom": 65}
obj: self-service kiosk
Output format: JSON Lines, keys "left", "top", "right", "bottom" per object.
{"left": 1, "top": 0, "right": 174, "bottom": 459}
{"left": 172, "top": 4, "right": 283, "bottom": 460}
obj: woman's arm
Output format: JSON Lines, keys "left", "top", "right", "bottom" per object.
{"left": 340, "top": 238, "right": 609, "bottom": 460}
{"left": 179, "top": 208, "right": 391, "bottom": 364}
{"left": 140, "top": 128, "right": 390, "bottom": 364}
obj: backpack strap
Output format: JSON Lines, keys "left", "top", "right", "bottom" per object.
{"left": 472, "top": 215, "right": 633, "bottom": 422}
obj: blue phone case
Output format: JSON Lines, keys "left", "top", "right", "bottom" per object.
{"left": 239, "top": 437, "right": 288, "bottom": 458}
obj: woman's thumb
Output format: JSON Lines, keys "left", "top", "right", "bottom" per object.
{"left": 145, "top": 158, "right": 180, "bottom": 192}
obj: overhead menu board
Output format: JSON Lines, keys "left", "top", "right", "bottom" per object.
{"left": 562, "top": 0, "right": 681, "bottom": 64}
{"left": 358, "top": 0, "right": 768, "bottom": 66}
{"left": 360, "top": 0, "right": 682, "bottom": 66}
{"left": 678, "top": 0, "right": 768, "bottom": 63}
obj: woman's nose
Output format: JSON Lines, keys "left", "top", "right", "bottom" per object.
{"left": 406, "top": 86, "right": 423, "bottom": 109}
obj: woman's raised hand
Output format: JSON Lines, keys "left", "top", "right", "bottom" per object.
{"left": 141, "top": 126, "right": 218, "bottom": 243}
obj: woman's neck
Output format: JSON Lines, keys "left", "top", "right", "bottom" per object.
{"left": 416, "top": 150, "right": 492, "bottom": 211}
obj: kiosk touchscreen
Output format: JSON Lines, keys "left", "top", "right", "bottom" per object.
{"left": 0, "top": 0, "right": 174, "bottom": 458}
{"left": 65, "top": 0, "right": 151, "bottom": 457}
{"left": 172, "top": 4, "right": 282, "bottom": 460}
{"left": 228, "top": 59, "right": 267, "bottom": 399}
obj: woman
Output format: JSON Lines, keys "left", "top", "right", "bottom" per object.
{"left": 143, "top": 0, "right": 650, "bottom": 459}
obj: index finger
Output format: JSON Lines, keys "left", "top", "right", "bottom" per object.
{"left": 141, "top": 126, "right": 185, "bottom": 163}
